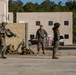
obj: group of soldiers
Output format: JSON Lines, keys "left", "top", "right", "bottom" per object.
{"left": 0, "top": 22, "right": 60, "bottom": 59}
{"left": 36, "top": 22, "right": 60, "bottom": 59}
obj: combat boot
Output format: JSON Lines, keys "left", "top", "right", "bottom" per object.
{"left": 52, "top": 55, "right": 59, "bottom": 59}
{"left": 42, "top": 52, "right": 45, "bottom": 54}
{"left": 2, "top": 52, "right": 7, "bottom": 59}
{"left": 52, "top": 56, "right": 59, "bottom": 59}
{"left": 2, "top": 56, "right": 7, "bottom": 59}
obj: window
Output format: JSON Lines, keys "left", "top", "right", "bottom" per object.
{"left": 36, "top": 21, "right": 40, "bottom": 26}
{"left": 30, "top": 35, "right": 34, "bottom": 39}
{"left": 64, "top": 21, "right": 69, "bottom": 25}
{"left": 64, "top": 34, "right": 69, "bottom": 39}
{"left": 60, "top": 36, "right": 63, "bottom": 39}
{"left": 48, "top": 21, "right": 53, "bottom": 26}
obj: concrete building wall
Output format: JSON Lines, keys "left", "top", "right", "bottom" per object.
{"left": 17, "top": 12, "right": 73, "bottom": 45}
{"left": 8, "top": 12, "right": 13, "bottom": 23}
{"left": 0, "top": 0, "right": 8, "bottom": 23}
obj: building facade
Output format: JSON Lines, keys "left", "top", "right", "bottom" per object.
{"left": 8, "top": 12, "right": 13, "bottom": 23}
{"left": 0, "top": 0, "right": 8, "bottom": 23}
{"left": 17, "top": 12, "right": 73, "bottom": 45}
{"left": 0, "top": 0, "right": 73, "bottom": 45}
{"left": 0, "top": 0, "right": 13, "bottom": 23}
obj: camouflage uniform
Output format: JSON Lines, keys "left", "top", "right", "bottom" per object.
{"left": 0, "top": 22, "right": 7, "bottom": 59}
{"left": 52, "top": 23, "right": 60, "bottom": 59}
{"left": 36, "top": 28, "right": 47, "bottom": 54}
{"left": 21, "top": 41, "right": 26, "bottom": 54}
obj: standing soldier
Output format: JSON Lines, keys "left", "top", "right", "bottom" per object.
{"left": 36, "top": 25, "right": 47, "bottom": 54}
{"left": 0, "top": 22, "right": 19, "bottom": 58}
{"left": 52, "top": 22, "right": 60, "bottom": 59}
{"left": 0, "top": 22, "right": 7, "bottom": 59}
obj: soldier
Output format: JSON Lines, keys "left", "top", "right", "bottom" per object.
{"left": 21, "top": 40, "right": 26, "bottom": 55}
{"left": 0, "top": 22, "right": 8, "bottom": 59}
{"left": 52, "top": 22, "right": 60, "bottom": 59}
{"left": 0, "top": 22, "right": 19, "bottom": 58}
{"left": 36, "top": 25, "right": 47, "bottom": 54}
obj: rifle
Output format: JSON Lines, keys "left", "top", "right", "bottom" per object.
{"left": 7, "top": 29, "right": 19, "bottom": 38}
{"left": 1, "top": 27, "right": 19, "bottom": 38}
{"left": 0, "top": 22, "right": 19, "bottom": 38}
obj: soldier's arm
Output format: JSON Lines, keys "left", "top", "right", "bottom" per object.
{"left": 36, "top": 30, "right": 38, "bottom": 39}
{"left": 44, "top": 30, "right": 48, "bottom": 38}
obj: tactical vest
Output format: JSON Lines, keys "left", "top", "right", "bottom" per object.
{"left": 0, "top": 28, "right": 5, "bottom": 37}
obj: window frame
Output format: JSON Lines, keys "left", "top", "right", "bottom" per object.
{"left": 48, "top": 21, "right": 53, "bottom": 26}
{"left": 30, "top": 35, "right": 34, "bottom": 39}
{"left": 64, "top": 21, "right": 69, "bottom": 25}
{"left": 36, "top": 21, "right": 40, "bottom": 26}
{"left": 64, "top": 34, "right": 69, "bottom": 39}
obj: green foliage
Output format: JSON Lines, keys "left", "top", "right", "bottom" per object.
{"left": 23, "top": 2, "right": 37, "bottom": 12}
{"left": 40, "top": 0, "right": 51, "bottom": 12}
{"left": 8, "top": 0, "right": 76, "bottom": 42}
{"left": 9, "top": 0, "right": 24, "bottom": 22}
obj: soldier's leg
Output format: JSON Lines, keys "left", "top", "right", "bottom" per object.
{"left": 2, "top": 49, "right": 7, "bottom": 59}
{"left": 52, "top": 41, "right": 59, "bottom": 59}
{"left": 41, "top": 40, "right": 45, "bottom": 54}
{"left": 1, "top": 38, "right": 7, "bottom": 59}
{"left": 2, "top": 45, "right": 7, "bottom": 58}
{"left": 37, "top": 41, "right": 41, "bottom": 54}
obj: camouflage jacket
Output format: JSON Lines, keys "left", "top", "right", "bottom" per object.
{"left": 0, "top": 27, "right": 6, "bottom": 38}
{"left": 52, "top": 27, "right": 60, "bottom": 41}
{"left": 36, "top": 29, "right": 47, "bottom": 40}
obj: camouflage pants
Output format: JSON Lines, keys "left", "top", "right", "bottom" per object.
{"left": 53, "top": 40, "right": 59, "bottom": 57}
{"left": 37, "top": 39, "right": 45, "bottom": 52}
{"left": 0, "top": 38, "right": 6, "bottom": 57}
